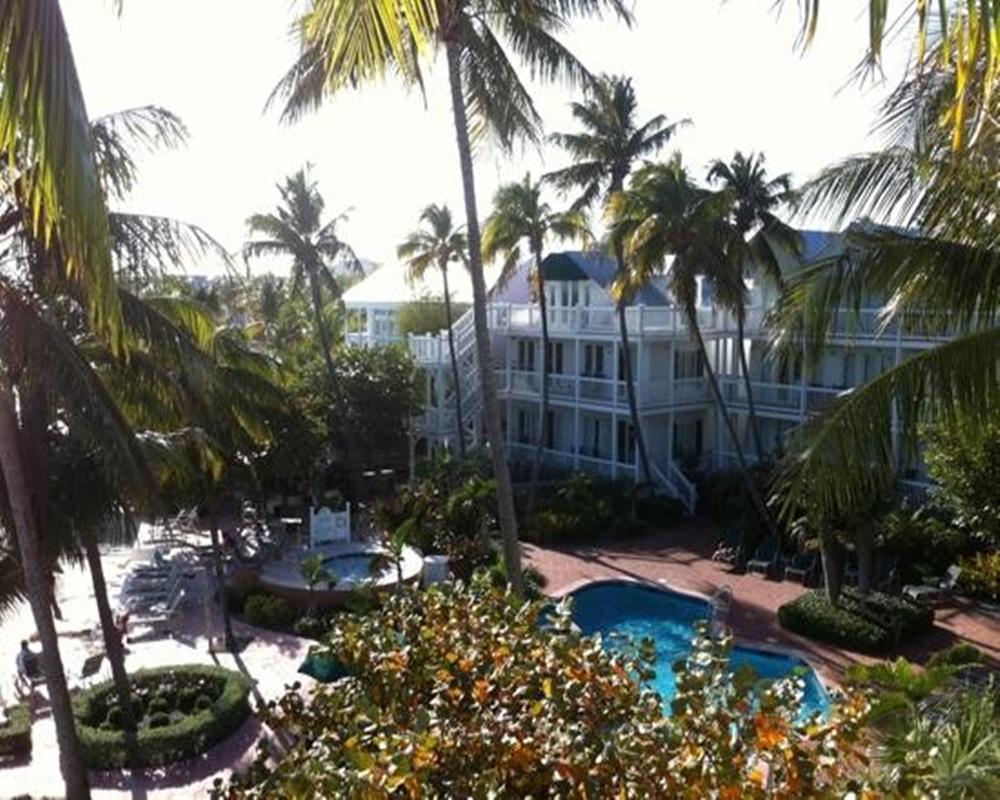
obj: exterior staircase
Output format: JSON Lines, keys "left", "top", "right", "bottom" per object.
{"left": 408, "top": 306, "right": 697, "bottom": 514}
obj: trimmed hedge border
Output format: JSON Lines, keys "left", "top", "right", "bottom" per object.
{"left": 73, "top": 664, "right": 252, "bottom": 770}
{"left": 0, "top": 703, "right": 32, "bottom": 759}
{"left": 778, "top": 588, "right": 933, "bottom": 655}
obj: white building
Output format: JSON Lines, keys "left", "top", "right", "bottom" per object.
{"left": 343, "top": 231, "right": 939, "bottom": 512}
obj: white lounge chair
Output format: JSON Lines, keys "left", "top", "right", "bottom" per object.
{"left": 130, "top": 587, "right": 187, "bottom": 639}
{"left": 903, "top": 565, "right": 962, "bottom": 603}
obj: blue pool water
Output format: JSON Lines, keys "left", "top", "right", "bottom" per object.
{"left": 322, "top": 553, "right": 378, "bottom": 582}
{"left": 569, "top": 581, "right": 830, "bottom": 718}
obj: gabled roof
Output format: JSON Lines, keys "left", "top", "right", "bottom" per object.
{"left": 540, "top": 251, "right": 670, "bottom": 306}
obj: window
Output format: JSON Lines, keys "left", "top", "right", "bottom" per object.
{"left": 673, "top": 419, "right": 704, "bottom": 459}
{"left": 546, "top": 410, "right": 555, "bottom": 449}
{"left": 517, "top": 340, "right": 536, "bottom": 372}
{"left": 560, "top": 283, "right": 569, "bottom": 307}
{"left": 571, "top": 282, "right": 580, "bottom": 307}
{"left": 674, "top": 349, "right": 704, "bottom": 379}
{"left": 517, "top": 409, "right": 534, "bottom": 444}
{"left": 616, "top": 419, "right": 636, "bottom": 464}
{"left": 545, "top": 341, "right": 564, "bottom": 374}
{"left": 583, "top": 417, "right": 604, "bottom": 457}
{"left": 584, "top": 344, "right": 606, "bottom": 377}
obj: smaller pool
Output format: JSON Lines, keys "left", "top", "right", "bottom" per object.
{"left": 323, "top": 553, "right": 380, "bottom": 583}
{"left": 569, "top": 581, "right": 830, "bottom": 719}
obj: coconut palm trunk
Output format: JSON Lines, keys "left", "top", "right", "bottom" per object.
{"left": 687, "top": 319, "right": 779, "bottom": 541}
{"left": 445, "top": 37, "right": 524, "bottom": 595}
{"left": 308, "top": 273, "right": 337, "bottom": 388}
{"left": 526, "top": 243, "right": 551, "bottom": 516}
{"left": 735, "top": 314, "right": 766, "bottom": 459}
{"left": 82, "top": 530, "right": 137, "bottom": 735}
{"left": 209, "top": 512, "right": 237, "bottom": 652}
{"left": 440, "top": 263, "right": 466, "bottom": 454}
{"left": 612, "top": 241, "right": 652, "bottom": 485}
{"left": 0, "top": 381, "right": 91, "bottom": 800}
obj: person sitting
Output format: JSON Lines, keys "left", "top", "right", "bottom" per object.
{"left": 15, "top": 640, "right": 43, "bottom": 696}
{"left": 114, "top": 611, "right": 131, "bottom": 646}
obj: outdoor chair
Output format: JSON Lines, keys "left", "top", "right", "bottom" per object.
{"left": 130, "top": 587, "right": 187, "bottom": 640}
{"left": 784, "top": 551, "right": 819, "bottom": 585}
{"left": 746, "top": 537, "right": 780, "bottom": 578}
{"left": 903, "top": 565, "right": 962, "bottom": 604}
{"left": 75, "top": 653, "right": 105, "bottom": 689}
{"left": 120, "top": 571, "right": 185, "bottom": 612}
{"left": 711, "top": 528, "right": 744, "bottom": 568}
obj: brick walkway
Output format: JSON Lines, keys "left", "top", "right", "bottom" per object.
{"left": 524, "top": 517, "right": 1000, "bottom": 686}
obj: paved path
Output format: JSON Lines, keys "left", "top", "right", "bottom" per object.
{"left": 524, "top": 517, "right": 1000, "bottom": 685}
{"left": 0, "top": 552, "right": 315, "bottom": 800}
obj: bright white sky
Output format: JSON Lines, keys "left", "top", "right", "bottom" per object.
{"left": 63, "top": 0, "right": 910, "bottom": 276}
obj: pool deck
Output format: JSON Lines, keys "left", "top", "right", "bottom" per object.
{"left": 525, "top": 517, "right": 1000, "bottom": 686}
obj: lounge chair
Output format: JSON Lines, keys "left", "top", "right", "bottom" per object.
{"left": 784, "top": 551, "right": 819, "bottom": 584}
{"left": 130, "top": 587, "right": 187, "bottom": 639}
{"left": 711, "top": 528, "right": 745, "bottom": 568}
{"left": 75, "top": 653, "right": 105, "bottom": 689}
{"left": 903, "top": 565, "right": 962, "bottom": 604}
{"left": 746, "top": 537, "right": 780, "bottom": 578}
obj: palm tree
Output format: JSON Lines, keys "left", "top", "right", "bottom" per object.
{"left": 244, "top": 167, "right": 361, "bottom": 391}
{"left": 398, "top": 204, "right": 470, "bottom": 454}
{"left": 610, "top": 157, "right": 778, "bottom": 538}
{"left": 273, "top": 0, "right": 633, "bottom": 595}
{"left": 545, "top": 74, "right": 687, "bottom": 485}
{"left": 769, "top": 34, "right": 1000, "bottom": 526}
{"left": 0, "top": 3, "right": 139, "bottom": 790}
{"left": 481, "top": 173, "right": 589, "bottom": 514}
{"left": 706, "top": 151, "right": 798, "bottom": 459}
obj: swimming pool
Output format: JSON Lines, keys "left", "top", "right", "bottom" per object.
{"left": 569, "top": 581, "right": 830, "bottom": 718}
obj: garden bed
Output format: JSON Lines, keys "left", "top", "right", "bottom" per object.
{"left": 73, "top": 664, "right": 251, "bottom": 769}
{"left": 778, "top": 588, "right": 934, "bottom": 655}
{"left": 0, "top": 703, "right": 32, "bottom": 760}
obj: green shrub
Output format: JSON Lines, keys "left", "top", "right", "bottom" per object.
{"left": 147, "top": 695, "right": 171, "bottom": 715}
{"left": 244, "top": 593, "right": 295, "bottom": 630}
{"left": 779, "top": 591, "right": 893, "bottom": 654}
{"left": 225, "top": 571, "right": 261, "bottom": 615}
{"left": 177, "top": 687, "right": 200, "bottom": 714}
{"left": 958, "top": 551, "right": 1000, "bottom": 601}
{"left": 148, "top": 712, "right": 171, "bottom": 729}
{"left": 195, "top": 694, "right": 213, "bottom": 712}
{"left": 635, "top": 494, "right": 685, "bottom": 527}
{"left": 105, "top": 705, "right": 122, "bottom": 728}
{"left": 293, "top": 615, "right": 328, "bottom": 640}
{"left": 73, "top": 665, "right": 251, "bottom": 769}
{"left": 524, "top": 473, "right": 640, "bottom": 544}
{"left": 0, "top": 703, "right": 31, "bottom": 759}
{"left": 926, "top": 643, "right": 985, "bottom": 670}
{"left": 840, "top": 588, "right": 934, "bottom": 637}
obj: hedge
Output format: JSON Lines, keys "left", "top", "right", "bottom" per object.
{"left": 0, "top": 703, "right": 31, "bottom": 759}
{"left": 778, "top": 589, "right": 933, "bottom": 655}
{"left": 73, "top": 665, "right": 251, "bottom": 770}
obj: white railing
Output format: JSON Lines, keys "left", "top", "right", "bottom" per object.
{"left": 652, "top": 461, "right": 698, "bottom": 514}
{"left": 487, "top": 302, "right": 749, "bottom": 337}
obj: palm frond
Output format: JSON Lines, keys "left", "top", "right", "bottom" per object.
{"left": 91, "top": 106, "right": 188, "bottom": 200}
{"left": 0, "top": 0, "right": 121, "bottom": 348}
{"left": 773, "top": 326, "right": 1000, "bottom": 521}
{"left": 109, "top": 212, "right": 235, "bottom": 280}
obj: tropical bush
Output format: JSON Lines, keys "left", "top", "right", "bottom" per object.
{"left": 876, "top": 506, "right": 967, "bottom": 585}
{"left": 0, "top": 703, "right": 31, "bottom": 759}
{"left": 958, "top": 550, "right": 1000, "bottom": 602}
{"left": 925, "top": 418, "right": 1000, "bottom": 547}
{"left": 374, "top": 472, "right": 496, "bottom": 580}
{"left": 522, "top": 473, "right": 674, "bottom": 544}
{"left": 925, "top": 642, "right": 985, "bottom": 671}
{"left": 396, "top": 299, "right": 468, "bottom": 336}
{"left": 778, "top": 588, "right": 932, "bottom": 655}
{"left": 219, "top": 580, "right": 875, "bottom": 798}
{"left": 243, "top": 593, "right": 295, "bottom": 631}
{"left": 74, "top": 665, "right": 251, "bottom": 769}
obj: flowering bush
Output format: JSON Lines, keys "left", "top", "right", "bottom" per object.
{"left": 218, "top": 580, "right": 876, "bottom": 798}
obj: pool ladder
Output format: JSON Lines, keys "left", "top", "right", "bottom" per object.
{"left": 709, "top": 585, "right": 732, "bottom": 638}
